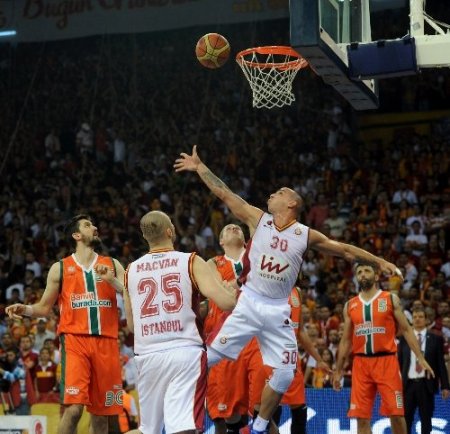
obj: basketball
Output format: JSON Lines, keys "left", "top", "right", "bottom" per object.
{"left": 195, "top": 33, "right": 230, "bottom": 69}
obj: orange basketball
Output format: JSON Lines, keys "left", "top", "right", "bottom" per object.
{"left": 195, "top": 33, "right": 230, "bottom": 69}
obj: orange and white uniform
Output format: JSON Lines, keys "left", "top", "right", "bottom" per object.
{"left": 347, "top": 290, "right": 404, "bottom": 418}
{"left": 58, "top": 254, "right": 122, "bottom": 415}
{"left": 206, "top": 254, "right": 264, "bottom": 420}
{"left": 253, "top": 287, "right": 306, "bottom": 408}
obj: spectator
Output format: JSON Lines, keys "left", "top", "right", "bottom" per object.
{"left": 32, "top": 318, "right": 56, "bottom": 353}
{"left": 392, "top": 180, "right": 418, "bottom": 205}
{"left": 405, "top": 221, "right": 428, "bottom": 257}
{"left": 34, "top": 347, "right": 59, "bottom": 404}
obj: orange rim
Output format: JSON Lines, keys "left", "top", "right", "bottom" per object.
{"left": 236, "top": 46, "right": 308, "bottom": 71}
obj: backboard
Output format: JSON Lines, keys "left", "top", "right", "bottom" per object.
{"left": 290, "top": 0, "right": 378, "bottom": 110}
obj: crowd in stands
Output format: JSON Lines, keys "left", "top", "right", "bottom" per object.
{"left": 0, "top": 13, "right": 449, "bottom": 425}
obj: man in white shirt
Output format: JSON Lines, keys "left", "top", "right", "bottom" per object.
{"left": 392, "top": 180, "right": 418, "bottom": 205}
{"left": 405, "top": 221, "right": 428, "bottom": 257}
{"left": 398, "top": 308, "right": 450, "bottom": 434}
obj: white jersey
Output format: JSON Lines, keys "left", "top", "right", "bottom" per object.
{"left": 240, "top": 212, "right": 309, "bottom": 299}
{"left": 126, "top": 250, "right": 204, "bottom": 355}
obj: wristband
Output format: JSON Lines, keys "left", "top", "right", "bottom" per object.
{"left": 23, "top": 305, "right": 34, "bottom": 317}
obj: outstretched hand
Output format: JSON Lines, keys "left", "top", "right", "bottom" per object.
{"left": 380, "top": 260, "right": 403, "bottom": 281}
{"left": 174, "top": 145, "right": 202, "bottom": 172}
{"left": 5, "top": 304, "right": 28, "bottom": 320}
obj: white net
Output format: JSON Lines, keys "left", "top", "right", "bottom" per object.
{"left": 236, "top": 47, "right": 308, "bottom": 109}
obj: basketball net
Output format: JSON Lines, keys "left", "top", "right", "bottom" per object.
{"left": 236, "top": 46, "right": 308, "bottom": 109}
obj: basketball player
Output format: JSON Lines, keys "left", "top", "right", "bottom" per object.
{"left": 253, "top": 285, "right": 327, "bottom": 434}
{"left": 174, "top": 145, "right": 403, "bottom": 434}
{"left": 204, "top": 223, "right": 248, "bottom": 434}
{"left": 123, "top": 211, "right": 236, "bottom": 434}
{"left": 332, "top": 263, "right": 434, "bottom": 434}
{"left": 6, "top": 215, "right": 125, "bottom": 434}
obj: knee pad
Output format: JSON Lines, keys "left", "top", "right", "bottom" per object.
{"left": 268, "top": 368, "right": 295, "bottom": 394}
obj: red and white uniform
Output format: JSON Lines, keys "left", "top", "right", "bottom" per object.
{"left": 241, "top": 213, "right": 309, "bottom": 299}
{"left": 208, "top": 213, "right": 309, "bottom": 370}
{"left": 126, "top": 249, "right": 206, "bottom": 434}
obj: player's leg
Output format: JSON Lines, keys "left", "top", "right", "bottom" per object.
{"left": 207, "top": 294, "right": 260, "bottom": 366}
{"left": 389, "top": 416, "right": 407, "bottom": 434}
{"left": 206, "top": 360, "right": 228, "bottom": 434}
{"left": 356, "top": 418, "right": 372, "bottom": 434}
{"left": 89, "top": 415, "right": 108, "bottom": 434}
{"left": 134, "top": 352, "right": 166, "bottom": 434}
{"left": 225, "top": 413, "right": 248, "bottom": 434}
{"left": 87, "top": 336, "right": 122, "bottom": 434}
{"left": 164, "top": 347, "right": 207, "bottom": 434}
{"left": 58, "top": 335, "right": 92, "bottom": 434}
{"left": 254, "top": 302, "right": 296, "bottom": 433}
{"left": 290, "top": 405, "right": 307, "bottom": 434}
{"left": 375, "top": 355, "right": 406, "bottom": 434}
{"left": 58, "top": 404, "right": 84, "bottom": 434}
{"left": 222, "top": 351, "right": 251, "bottom": 434}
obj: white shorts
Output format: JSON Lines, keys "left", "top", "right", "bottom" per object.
{"left": 134, "top": 346, "right": 207, "bottom": 434}
{"left": 208, "top": 289, "right": 297, "bottom": 370}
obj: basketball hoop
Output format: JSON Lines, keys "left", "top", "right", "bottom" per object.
{"left": 236, "top": 46, "right": 308, "bottom": 109}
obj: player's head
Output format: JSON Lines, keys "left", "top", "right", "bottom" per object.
{"left": 267, "top": 187, "right": 303, "bottom": 216}
{"left": 65, "top": 214, "right": 101, "bottom": 250}
{"left": 354, "top": 262, "right": 380, "bottom": 292}
{"left": 140, "top": 211, "right": 175, "bottom": 247}
{"left": 219, "top": 224, "right": 245, "bottom": 248}
{"left": 411, "top": 307, "right": 427, "bottom": 330}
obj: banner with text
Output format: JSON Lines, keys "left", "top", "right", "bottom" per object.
{"left": 0, "top": 0, "right": 289, "bottom": 43}
{"left": 204, "top": 389, "right": 450, "bottom": 434}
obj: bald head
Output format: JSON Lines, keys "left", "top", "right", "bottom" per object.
{"left": 140, "top": 211, "right": 175, "bottom": 245}
{"left": 267, "top": 187, "right": 303, "bottom": 216}
{"left": 287, "top": 188, "right": 303, "bottom": 213}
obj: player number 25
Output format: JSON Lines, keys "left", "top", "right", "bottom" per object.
{"left": 138, "top": 273, "right": 183, "bottom": 318}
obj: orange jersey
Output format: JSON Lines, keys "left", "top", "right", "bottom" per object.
{"left": 203, "top": 254, "right": 243, "bottom": 338}
{"left": 348, "top": 290, "right": 397, "bottom": 355}
{"left": 58, "top": 254, "right": 119, "bottom": 339}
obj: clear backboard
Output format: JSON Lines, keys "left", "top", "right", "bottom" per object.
{"left": 290, "top": 0, "right": 378, "bottom": 110}
{"left": 290, "top": 0, "right": 450, "bottom": 111}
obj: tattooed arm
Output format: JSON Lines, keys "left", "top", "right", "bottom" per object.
{"left": 174, "top": 145, "right": 263, "bottom": 233}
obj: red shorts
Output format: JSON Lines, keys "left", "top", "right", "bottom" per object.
{"left": 253, "top": 359, "right": 305, "bottom": 407}
{"left": 207, "top": 338, "right": 264, "bottom": 419}
{"left": 349, "top": 354, "right": 404, "bottom": 418}
{"left": 60, "top": 334, "right": 122, "bottom": 415}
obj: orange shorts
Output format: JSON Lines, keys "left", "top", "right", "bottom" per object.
{"left": 207, "top": 338, "right": 263, "bottom": 419}
{"left": 349, "top": 354, "right": 404, "bottom": 418}
{"left": 60, "top": 334, "right": 122, "bottom": 415}
{"left": 253, "top": 359, "right": 305, "bottom": 408}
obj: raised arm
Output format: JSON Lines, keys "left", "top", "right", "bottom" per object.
{"left": 5, "top": 262, "right": 61, "bottom": 319}
{"left": 174, "top": 145, "right": 263, "bottom": 234}
{"left": 193, "top": 255, "right": 236, "bottom": 311}
{"left": 393, "top": 294, "right": 434, "bottom": 378}
{"left": 309, "top": 229, "right": 403, "bottom": 278}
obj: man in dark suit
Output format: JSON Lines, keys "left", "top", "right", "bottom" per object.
{"left": 398, "top": 307, "right": 450, "bottom": 434}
